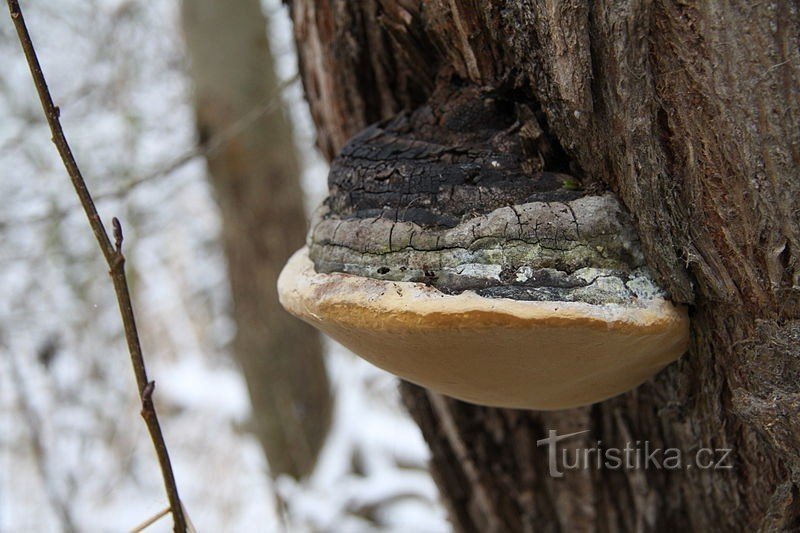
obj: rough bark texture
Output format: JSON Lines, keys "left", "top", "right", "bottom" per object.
{"left": 182, "top": 0, "right": 331, "bottom": 479}
{"left": 289, "top": 0, "right": 800, "bottom": 531}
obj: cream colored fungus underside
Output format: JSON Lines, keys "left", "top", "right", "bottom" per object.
{"left": 278, "top": 247, "right": 689, "bottom": 409}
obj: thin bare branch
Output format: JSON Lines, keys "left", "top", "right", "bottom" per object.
{"left": 99, "top": 72, "right": 299, "bottom": 200}
{"left": 0, "top": 74, "right": 300, "bottom": 230}
{"left": 5, "top": 1, "right": 186, "bottom": 531}
{"left": 129, "top": 507, "right": 171, "bottom": 533}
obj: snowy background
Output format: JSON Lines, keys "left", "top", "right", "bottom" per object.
{"left": 0, "top": 0, "right": 448, "bottom": 531}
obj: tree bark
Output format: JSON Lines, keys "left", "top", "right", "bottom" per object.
{"left": 288, "top": 0, "right": 800, "bottom": 530}
{"left": 182, "top": 0, "right": 331, "bottom": 480}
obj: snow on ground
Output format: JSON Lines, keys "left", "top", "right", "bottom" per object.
{"left": 0, "top": 1, "right": 448, "bottom": 531}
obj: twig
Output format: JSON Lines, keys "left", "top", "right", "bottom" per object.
{"left": 0, "top": 74, "right": 300, "bottom": 230}
{"left": 6, "top": 2, "right": 187, "bottom": 531}
{"left": 129, "top": 507, "right": 171, "bottom": 533}
{"left": 129, "top": 502, "right": 197, "bottom": 533}
{"left": 97, "top": 72, "right": 299, "bottom": 200}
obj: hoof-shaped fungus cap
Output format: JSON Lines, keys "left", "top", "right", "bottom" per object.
{"left": 278, "top": 247, "right": 689, "bottom": 410}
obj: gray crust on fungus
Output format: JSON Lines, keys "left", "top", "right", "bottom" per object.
{"left": 308, "top": 193, "right": 664, "bottom": 306}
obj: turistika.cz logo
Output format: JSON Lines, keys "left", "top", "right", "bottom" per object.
{"left": 536, "top": 430, "right": 734, "bottom": 478}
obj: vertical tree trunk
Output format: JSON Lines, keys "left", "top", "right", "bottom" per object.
{"left": 181, "top": 0, "right": 331, "bottom": 480}
{"left": 288, "top": 0, "right": 800, "bottom": 530}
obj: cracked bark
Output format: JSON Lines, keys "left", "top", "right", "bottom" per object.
{"left": 289, "top": 1, "right": 800, "bottom": 530}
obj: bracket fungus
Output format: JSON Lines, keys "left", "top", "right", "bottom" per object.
{"left": 278, "top": 84, "right": 689, "bottom": 410}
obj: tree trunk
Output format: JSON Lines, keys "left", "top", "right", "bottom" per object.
{"left": 288, "top": 0, "right": 800, "bottom": 530}
{"left": 181, "top": 0, "right": 331, "bottom": 480}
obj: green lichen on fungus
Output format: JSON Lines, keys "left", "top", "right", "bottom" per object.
{"left": 309, "top": 194, "right": 665, "bottom": 305}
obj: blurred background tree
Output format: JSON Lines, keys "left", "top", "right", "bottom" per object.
{"left": 180, "top": 0, "right": 330, "bottom": 480}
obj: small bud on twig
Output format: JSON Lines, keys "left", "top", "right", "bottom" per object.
{"left": 112, "top": 217, "right": 124, "bottom": 251}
